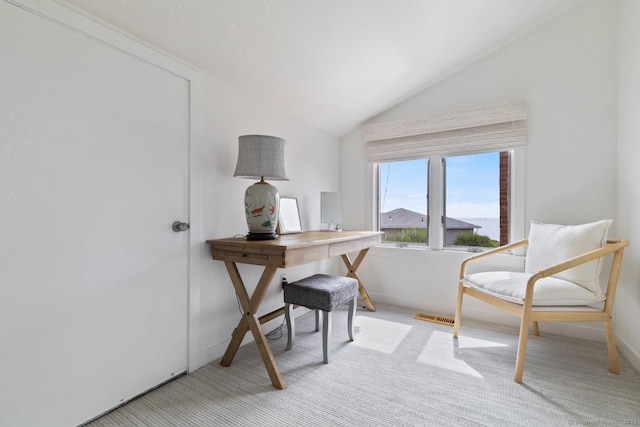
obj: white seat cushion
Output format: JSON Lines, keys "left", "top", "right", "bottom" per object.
{"left": 462, "top": 271, "right": 606, "bottom": 306}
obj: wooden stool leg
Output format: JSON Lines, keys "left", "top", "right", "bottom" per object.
{"left": 348, "top": 296, "right": 356, "bottom": 341}
{"left": 285, "top": 303, "right": 295, "bottom": 351}
{"left": 323, "top": 310, "right": 332, "bottom": 364}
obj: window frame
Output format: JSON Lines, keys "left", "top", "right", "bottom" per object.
{"left": 370, "top": 147, "right": 525, "bottom": 252}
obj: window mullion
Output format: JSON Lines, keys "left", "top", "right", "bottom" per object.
{"left": 428, "top": 155, "right": 444, "bottom": 249}
{"left": 511, "top": 147, "right": 526, "bottom": 255}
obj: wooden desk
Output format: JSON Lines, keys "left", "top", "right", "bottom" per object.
{"left": 206, "top": 230, "right": 382, "bottom": 389}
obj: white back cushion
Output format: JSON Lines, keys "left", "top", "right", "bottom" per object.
{"left": 524, "top": 220, "right": 612, "bottom": 296}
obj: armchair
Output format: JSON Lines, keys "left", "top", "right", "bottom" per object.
{"left": 453, "top": 220, "right": 628, "bottom": 383}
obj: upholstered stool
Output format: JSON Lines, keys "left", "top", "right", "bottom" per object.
{"left": 283, "top": 274, "right": 359, "bottom": 363}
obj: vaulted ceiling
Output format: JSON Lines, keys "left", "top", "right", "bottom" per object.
{"left": 58, "top": 0, "right": 580, "bottom": 137}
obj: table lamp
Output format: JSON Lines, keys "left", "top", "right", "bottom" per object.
{"left": 233, "top": 135, "right": 288, "bottom": 240}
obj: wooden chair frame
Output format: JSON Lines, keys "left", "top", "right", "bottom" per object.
{"left": 453, "top": 238, "right": 628, "bottom": 383}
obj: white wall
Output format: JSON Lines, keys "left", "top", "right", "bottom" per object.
{"left": 341, "top": 0, "right": 639, "bottom": 363}
{"left": 615, "top": 0, "right": 640, "bottom": 369}
{"left": 6, "top": 5, "right": 638, "bottom": 424}
{"left": 2, "top": 2, "right": 342, "bottom": 424}
{"left": 195, "top": 73, "right": 341, "bottom": 365}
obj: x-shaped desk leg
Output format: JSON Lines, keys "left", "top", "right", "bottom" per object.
{"left": 342, "top": 248, "right": 376, "bottom": 312}
{"left": 219, "top": 261, "right": 285, "bottom": 389}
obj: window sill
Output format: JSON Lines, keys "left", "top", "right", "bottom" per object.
{"left": 373, "top": 243, "right": 525, "bottom": 262}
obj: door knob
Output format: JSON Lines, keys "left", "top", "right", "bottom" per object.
{"left": 172, "top": 221, "right": 190, "bottom": 232}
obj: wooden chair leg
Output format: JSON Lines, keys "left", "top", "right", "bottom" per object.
{"left": 532, "top": 321, "right": 540, "bottom": 336}
{"left": 323, "top": 310, "right": 332, "bottom": 364}
{"left": 285, "top": 303, "right": 295, "bottom": 351}
{"left": 453, "top": 282, "right": 464, "bottom": 338}
{"left": 604, "top": 319, "right": 619, "bottom": 374}
{"left": 514, "top": 313, "right": 531, "bottom": 383}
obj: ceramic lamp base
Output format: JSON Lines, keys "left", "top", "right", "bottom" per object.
{"left": 244, "top": 179, "right": 279, "bottom": 240}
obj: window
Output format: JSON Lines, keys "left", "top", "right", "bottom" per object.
{"left": 365, "top": 101, "right": 526, "bottom": 251}
{"left": 379, "top": 158, "right": 428, "bottom": 246}
{"left": 377, "top": 150, "right": 511, "bottom": 250}
{"left": 444, "top": 151, "right": 506, "bottom": 249}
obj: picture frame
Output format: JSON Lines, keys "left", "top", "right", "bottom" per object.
{"left": 277, "top": 197, "right": 302, "bottom": 234}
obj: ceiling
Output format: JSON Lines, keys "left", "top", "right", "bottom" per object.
{"left": 57, "top": 0, "right": 580, "bottom": 137}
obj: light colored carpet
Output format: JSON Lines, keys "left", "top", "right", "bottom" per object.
{"left": 87, "top": 304, "right": 640, "bottom": 427}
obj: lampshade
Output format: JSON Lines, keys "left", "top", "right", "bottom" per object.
{"left": 233, "top": 135, "right": 288, "bottom": 180}
{"left": 234, "top": 135, "right": 288, "bottom": 240}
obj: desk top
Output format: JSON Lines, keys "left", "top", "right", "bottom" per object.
{"left": 206, "top": 230, "right": 382, "bottom": 268}
{"left": 206, "top": 230, "right": 381, "bottom": 248}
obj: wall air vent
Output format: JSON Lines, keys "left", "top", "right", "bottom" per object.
{"left": 414, "top": 313, "right": 455, "bottom": 326}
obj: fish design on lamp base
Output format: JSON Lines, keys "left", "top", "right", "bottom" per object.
{"left": 244, "top": 179, "right": 279, "bottom": 240}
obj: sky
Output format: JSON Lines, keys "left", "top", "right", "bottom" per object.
{"left": 379, "top": 152, "right": 500, "bottom": 219}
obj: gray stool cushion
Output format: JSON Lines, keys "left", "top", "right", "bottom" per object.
{"left": 283, "top": 274, "right": 359, "bottom": 364}
{"left": 284, "top": 274, "right": 358, "bottom": 311}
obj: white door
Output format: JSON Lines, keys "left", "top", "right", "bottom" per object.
{"left": 0, "top": 2, "right": 190, "bottom": 426}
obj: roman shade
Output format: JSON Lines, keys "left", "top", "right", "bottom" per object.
{"left": 364, "top": 100, "right": 527, "bottom": 162}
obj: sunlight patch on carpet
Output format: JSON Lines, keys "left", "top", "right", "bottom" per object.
{"left": 417, "top": 331, "right": 484, "bottom": 378}
{"left": 353, "top": 316, "right": 412, "bottom": 354}
{"left": 457, "top": 334, "right": 509, "bottom": 349}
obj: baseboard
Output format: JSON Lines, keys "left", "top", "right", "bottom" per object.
{"left": 198, "top": 306, "right": 312, "bottom": 369}
{"left": 617, "top": 334, "right": 640, "bottom": 372}
{"left": 197, "top": 295, "right": 640, "bottom": 376}
{"left": 370, "top": 291, "right": 640, "bottom": 372}
{"left": 198, "top": 338, "right": 233, "bottom": 369}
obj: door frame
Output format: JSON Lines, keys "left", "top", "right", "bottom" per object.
{"left": 8, "top": 0, "right": 203, "bottom": 372}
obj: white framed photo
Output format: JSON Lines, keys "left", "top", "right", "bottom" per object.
{"left": 278, "top": 197, "right": 302, "bottom": 234}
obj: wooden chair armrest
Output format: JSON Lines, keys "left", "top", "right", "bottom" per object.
{"left": 460, "top": 239, "right": 528, "bottom": 279}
